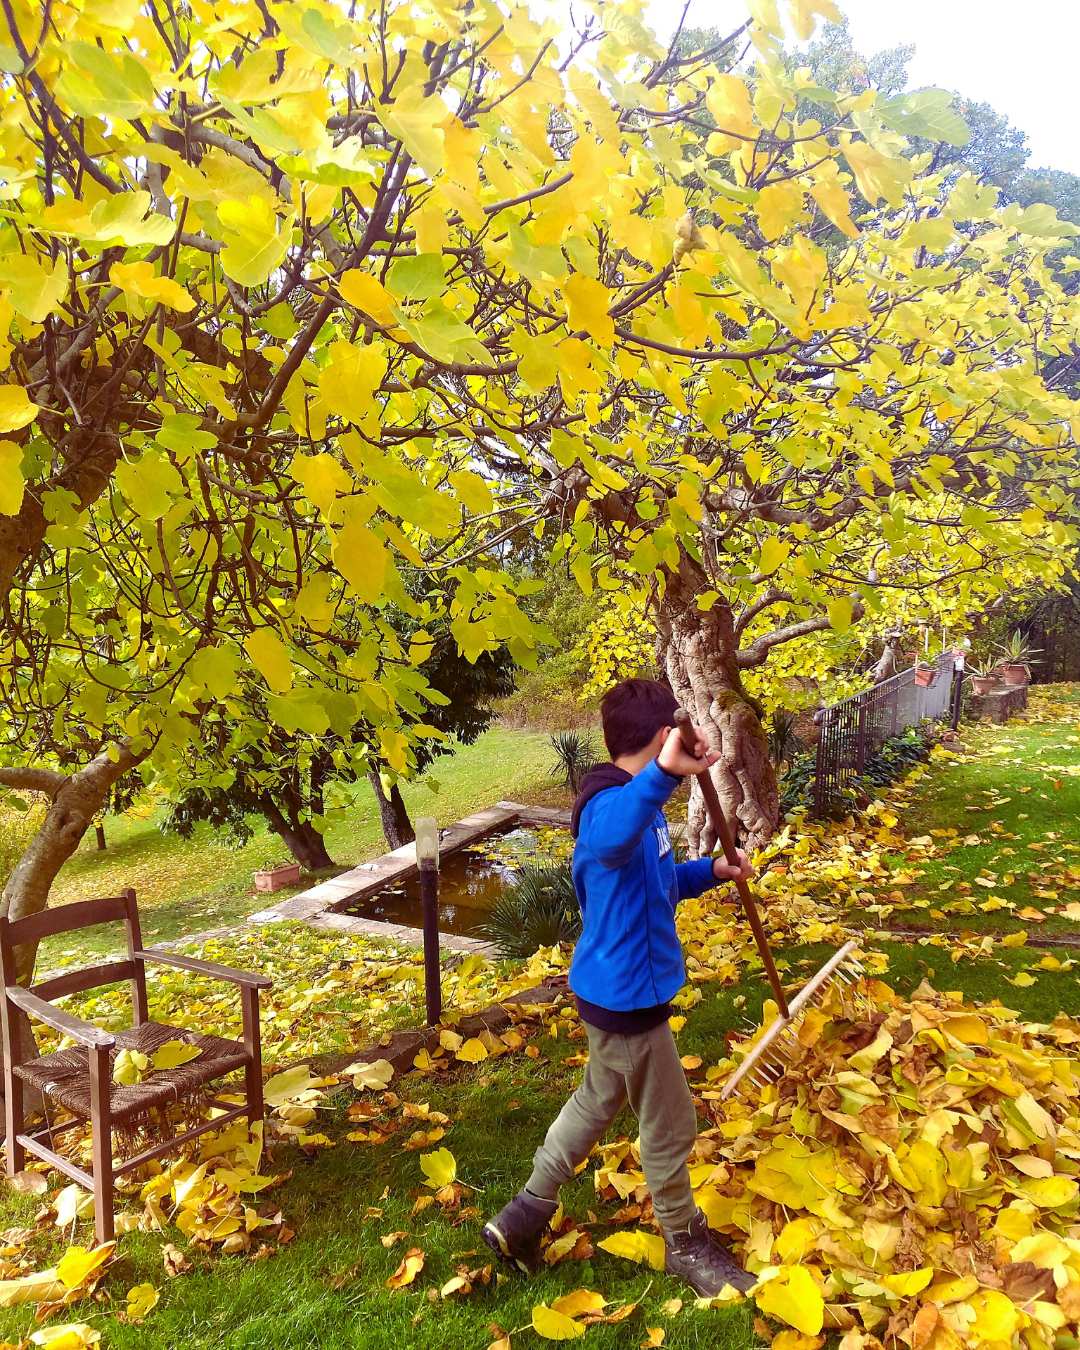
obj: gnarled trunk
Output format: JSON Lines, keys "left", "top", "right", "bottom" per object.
{"left": 0, "top": 746, "right": 143, "bottom": 984}
{"left": 657, "top": 558, "right": 778, "bottom": 856}
{"left": 368, "top": 770, "right": 415, "bottom": 850}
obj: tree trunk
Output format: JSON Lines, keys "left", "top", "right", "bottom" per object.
{"left": 656, "top": 557, "right": 779, "bottom": 856}
{"left": 368, "top": 770, "right": 415, "bottom": 849}
{"left": 257, "top": 796, "right": 336, "bottom": 871}
{"left": 0, "top": 745, "right": 143, "bottom": 984}
{"left": 95, "top": 822, "right": 107, "bottom": 851}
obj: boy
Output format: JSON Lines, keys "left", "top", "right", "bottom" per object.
{"left": 482, "top": 678, "right": 756, "bottom": 1296}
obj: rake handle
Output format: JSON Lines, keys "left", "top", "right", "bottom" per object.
{"left": 674, "top": 710, "right": 791, "bottom": 1019}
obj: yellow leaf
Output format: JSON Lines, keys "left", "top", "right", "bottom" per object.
{"left": 29, "top": 1325, "right": 100, "bottom": 1349}
{"left": 597, "top": 1230, "right": 666, "bottom": 1270}
{"left": 438, "top": 1029, "right": 464, "bottom": 1054}
{"left": 0, "top": 439, "right": 24, "bottom": 514}
{"left": 787, "top": 0, "right": 841, "bottom": 40}
{"left": 109, "top": 260, "right": 194, "bottom": 312}
{"left": 551, "top": 1289, "right": 606, "bottom": 1318}
{"left": 419, "top": 1148, "right": 457, "bottom": 1188}
{"left": 53, "top": 1184, "right": 94, "bottom": 1228}
{"left": 771, "top": 1334, "right": 823, "bottom": 1350}
{"left": 335, "top": 508, "right": 390, "bottom": 605}
{"left": 1009, "top": 972, "right": 1037, "bottom": 988}
{"left": 152, "top": 1040, "right": 202, "bottom": 1071}
{"left": 881, "top": 1267, "right": 934, "bottom": 1296}
{"left": 758, "top": 537, "right": 792, "bottom": 576}
{"left": 112, "top": 1048, "right": 149, "bottom": 1086}
{"left": 56, "top": 1242, "right": 114, "bottom": 1291}
{"left": 245, "top": 628, "right": 293, "bottom": 694}
{"left": 263, "top": 1064, "right": 318, "bottom": 1106}
{"left": 755, "top": 181, "right": 808, "bottom": 239}
{"left": 0, "top": 384, "right": 39, "bottom": 433}
{"left": 377, "top": 93, "right": 446, "bottom": 176}
{"left": 0, "top": 1267, "right": 64, "bottom": 1308}
{"left": 338, "top": 269, "right": 395, "bottom": 324}
{"left": 843, "top": 139, "right": 912, "bottom": 208}
{"left": 125, "top": 1282, "right": 159, "bottom": 1322}
{"left": 641, "top": 1330, "right": 666, "bottom": 1349}
{"left": 532, "top": 1304, "right": 586, "bottom": 1340}
{"left": 563, "top": 274, "right": 614, "bottom": 346}
{"left": 757, "top": 1266, "right": 824, "bottom": 1335}
{"left": 456, "top": 1037, "right": 488, "bottom": 1063}
{"left": 344, "top": 1058, "right": 395, "bottom": 1090}
{"left": 386, "top": 1246, "right": 425, "bottom": 1290}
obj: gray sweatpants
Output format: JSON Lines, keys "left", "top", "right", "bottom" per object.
{"left": 525, "top": 1019, "right": 698, "bottom": 1232}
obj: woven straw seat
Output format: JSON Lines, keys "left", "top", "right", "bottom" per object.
{"left": 14, "top": 1021, "right": 248, "bottom": 1123}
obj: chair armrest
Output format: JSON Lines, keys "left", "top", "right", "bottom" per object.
{"left": 134, "top": 949, "right": 271, "bottom": 990}
{"left": 6, "top": 987, "right": 115, "bottom": 1049}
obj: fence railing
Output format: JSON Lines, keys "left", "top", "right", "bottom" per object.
{"left": 811, "top": 652, "right": 957, "bottom": 818}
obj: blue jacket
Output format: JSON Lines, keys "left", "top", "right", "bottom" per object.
{"left": 568, "top": 759, "right": 716, "bottom": 1011}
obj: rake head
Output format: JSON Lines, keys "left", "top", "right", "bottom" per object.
{"left": 720, "top": 940, "right": 865, "bottom": 1099}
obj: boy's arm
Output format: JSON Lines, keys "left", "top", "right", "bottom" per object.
{"left": 675, "top": 858, "right": 715, "bottom": 901}
{"left": 676, "top": 849, "right": 755, "bottom": 902}
{"left": 586, "top": 759, "right": 680, "bottom": 868}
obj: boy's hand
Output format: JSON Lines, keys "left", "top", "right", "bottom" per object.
{"left": 657, "top": 724, "right": 717, "bottom": 779}
{"left": 712, "top": 849, "right": 754, "bottom": 885}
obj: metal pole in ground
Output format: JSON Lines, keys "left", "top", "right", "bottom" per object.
{"left": 415, "top": 817, "right": 442, "bottom": 1026}
{"left": 951, "top": 648, "right": 965, "bottom": 731}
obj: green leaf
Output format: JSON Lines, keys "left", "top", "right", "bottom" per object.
{"left": 186, "top": 646, "right": 240, "bottom": 700}
{"left": 878, "top": 89, "right": 970, "bottom": 147}
{"left": 57, "top": 41, "right": 156, "bottom": 120}
{"left": 376, "top": 95, "right": 446, "bottom": 176}
{"left": 114, "top": 449, "right": 183, "bottom": 520}
{"left": 386, "top": 254, "right": 447, "bottom": 303}
{"left": 266, "top": 690, "right": 331, "bottom": 735}
{"left": 827, "top": 596, "right": 855, "bottom": 633}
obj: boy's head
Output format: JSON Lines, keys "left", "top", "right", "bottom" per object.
{"left": 600, "top": 678, "right": 679, "bottom": 762}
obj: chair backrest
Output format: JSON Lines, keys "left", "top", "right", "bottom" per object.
{"left": 0, "top": 889, "right": 149, "bottom": 1022}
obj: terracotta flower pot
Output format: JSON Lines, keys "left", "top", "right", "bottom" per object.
{"left": 254, "top": 862, "right": 302, "bottom": 892}
{"left": 914, "top": 666, "right": 937, "bottom": 688}
{"left": 1002, "top": 663, "right": 1028, "bottom": 687}
{"left": 970, "top": 675, "right": 997, "bottom": 696}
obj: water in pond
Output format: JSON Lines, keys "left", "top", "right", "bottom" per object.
{"left": 343, "top": 827, "right": 567, "bottom": 938}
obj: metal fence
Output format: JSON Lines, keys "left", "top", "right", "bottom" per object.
{"left": 811, "top": 651, "right": 957, "bottom": 818}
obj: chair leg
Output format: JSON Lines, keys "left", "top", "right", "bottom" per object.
{"left": 4, "top": 1071, "right": 23, "bottom": 1176}
{"left": 241, "top": 986, "right": 264, "bottom": 1130}
{"left": 89, "top": 1046, "right": 114, "bottom": 1245}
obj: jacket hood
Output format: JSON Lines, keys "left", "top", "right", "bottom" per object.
{"left": 570, "top": 763, "right": 632, "bottom": 838}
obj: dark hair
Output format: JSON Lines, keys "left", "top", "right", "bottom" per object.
{"left": 600, "top": 678, "right": 679, "bottom": 759}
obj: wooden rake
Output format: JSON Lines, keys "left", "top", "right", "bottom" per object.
{"left": 674, "top": 710, "right": 863, "bottom": 1099}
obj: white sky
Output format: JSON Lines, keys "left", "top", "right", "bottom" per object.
{"left": 589, "top": 0, "right": 1080, "bottom": 174}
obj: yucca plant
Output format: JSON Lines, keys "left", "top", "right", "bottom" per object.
{"left": 993, "top": 630, "right": 1041, "bottom": 671}
{"left": 477, "top": 863, "right": 582, "bottom": 959}
{"left": 549, "top": 730, "right": 598, "bottom": 794}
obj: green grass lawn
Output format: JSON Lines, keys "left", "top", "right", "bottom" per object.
{"left": 38, "top": 728, "right": 565, "bottom": 969}
{"left": 867, "top": 685, "right": 1080, "bottom": 941}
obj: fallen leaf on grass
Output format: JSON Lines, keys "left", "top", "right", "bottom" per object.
{"left": 551, "top": 1289, "right": 606, "bottom": 1318}
{"left": 162, "top": 1244, "right": 191, "bottom": 1277}
{"left": 532, "top": 1303, "right": 585, "bottom": 1339}
{"left": 0, "top": 1267, "right": 64, "bottom": 1308}
{"left": 55, "top": 1244, "right": 114, "bottom": 1292}
{"left": 263, "top": 1065, "right": 319, "bottom": 1106}
{"left": 419, "top": 1148, "right": 456, "bottom": 1188}
{"left": 456, "top": 1038, "right": 488, "bottom": 1063}
{"left": 597, "top": 1230, "right": 665, "bottom": 1270}
{"left": 52, "top": 1188, "right": 93, "bottom": 1231}
{"left": 344, "top": 1058, "right": 395, "bottom": 1090}
{"left": 8, "top": 1170, "right": 47, "bottom": 1196}
{"left": 125, "top": 1282, "right": 159, "bottom": 1322}
{"left": 380, "top": 1231, "right": 408, "bottom": 1249}
{"left": 641, "top": 1331, "right": 665, "bottom": 1348}
{"left": 29, "top": 1324, "right": 100, "bottom": 1349}
{"left": 386, "top": 1247, "right": 424, "bottom": 1290}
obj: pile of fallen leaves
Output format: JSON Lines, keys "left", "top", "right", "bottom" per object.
{"left": 592, "top": 975, "right": 1080, "bottom": 1349}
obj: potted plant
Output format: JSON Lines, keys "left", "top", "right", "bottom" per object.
{"left": 913, "top": 662, "right": 937, "bottom": 688}
{"left": 254, "top": 857, "right": 302, "bottom": 892}
{"left": 966, "top": 660, "right": 1000, "bottom": 697}
{"left": 993, "top": 631, "right": 1040, "bottom": 687}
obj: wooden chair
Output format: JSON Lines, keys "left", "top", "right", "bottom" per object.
{"left": 0, "top": 889, "right": 271, "bottom": 1244}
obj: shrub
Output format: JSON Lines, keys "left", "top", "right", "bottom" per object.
{"left": 477, "top": 863, "right": 581, "bottom": 959}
